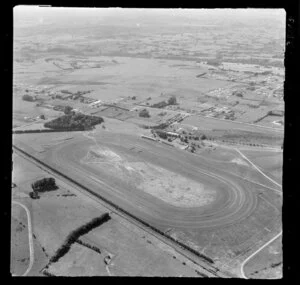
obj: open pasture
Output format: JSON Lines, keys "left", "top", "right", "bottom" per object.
{"left": 243, "top": 235, "right": 282, "bottom": 279}
{"left": 12, "top": 149, "right": 206, "bottom": 277}
{"left": 12, "top": 129, "right": 281, "bottom": 275}
{"left": 182, "top": 115, "right": 284, "bottom": 135}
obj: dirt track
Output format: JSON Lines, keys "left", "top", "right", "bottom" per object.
{"left": 42, "top": 132, "right": 258, "bottom": 230}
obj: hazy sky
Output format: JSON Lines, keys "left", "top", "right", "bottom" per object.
{"left": 14, "top": 6, "right": 285, "bottom": 28}
{"left": 14, "top": 6, "right": 285, "bottom": 18}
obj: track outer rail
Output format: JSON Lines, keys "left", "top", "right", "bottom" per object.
{"left": 13, "top": 143, "right": 232, "bottom": 277}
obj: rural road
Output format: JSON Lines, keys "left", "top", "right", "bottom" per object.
{"left": 234, "top": 148, "right": 282, "bottom": 190}
{"left": 234, "top": 148, "right": 282, "bottom": 279}
{"left": 12, "top": 200, "right": 34, "bottom": 277}
{"left": 240, "top": 231, "right": 282, "bottom": 279}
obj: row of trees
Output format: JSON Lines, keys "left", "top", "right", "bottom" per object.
{"left": 151, "top": 96, "right": 177, "bottom": 108}
{"left": 50, "top": 213, "right": 110, "bottom": 263}
{"left": 76, "top": 239, "right": 101, "bottom": 254}
{"left": 44, "top": 113, "right": 104, "bottom": 130}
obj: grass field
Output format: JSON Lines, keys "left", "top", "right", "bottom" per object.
{"left": 11, "top": 204, "right": 30, "bottom": 276}
{"left": 12, "top": 150, "right": 211, "bottom": 277}
{"left": 12, "top": 8, "right": 284, "bottom": 277}
{"left": 13, "top": 127, "right": 282, "bottom": 276}
{"left": 243, "top": 235, "right": 282, "bottom": 279}
{"left": 182, "top": 115, "right": 283, "bottom": 134}
{"left": 238, "top": 149, "right": 282, "bottom": 184}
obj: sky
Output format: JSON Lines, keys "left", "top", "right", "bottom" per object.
{"left": 13, "top": 6, "right": 285, "bottom": 28}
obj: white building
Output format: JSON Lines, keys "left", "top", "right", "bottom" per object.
{"left": 166, "top": 132, "right": 180, "bottom": 137}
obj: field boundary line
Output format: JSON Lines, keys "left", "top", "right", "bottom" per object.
{"left": 235, "top": 148, "right": 282, "bottom": 190}
{"left": 12, "top": 201, "right": 34, "bottom": 276}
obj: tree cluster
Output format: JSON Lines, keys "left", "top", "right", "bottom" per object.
{"left": 167, "top": 96, "right": 177, "bottom": 105}
{"left": 151, "top": 96, "right": 177, "bottom": 108}
{"left": 64, "top": 106, "right": 74, "bottom": 115}
{"left": 22, "top": 94, "right": 35, "bottom": 102}
{"left": 232, "top": 90, "right": 243, "bottom": 97}
{"left": 29, "top": 177, "right": 58, "bottom": 199}
{"left": 151, "top": 122, "right": 169, "bottom": 130}
{"left": 158, "top": 112, "right": 167, "bottom": 116}
{"left": 155, "top": 130, "right": 168, "bottom": 139}
{"left": 181, "top": 136, "right": 189, "bottom": 143}
{"left": 32, "top": 177, "right": 58, "bottom": 193}
{"left": 151, "top": 101, "right": 168, "bottom": 108}
{"left": 139, "top": 109, "right": 150, "bottom": 118}
{"left": 44, "top": 113, "right": 104, "bottom": 130}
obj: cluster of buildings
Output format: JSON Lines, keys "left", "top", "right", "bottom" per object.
{"left": 207, "top": 87, "right": 232, "bottom": 98}
{"left": 199, "top": 105, "right": 235, "bottom": 120}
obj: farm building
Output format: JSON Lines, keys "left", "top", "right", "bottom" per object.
{"left": 166, "top": 132, "right": 180, "bottom": 138}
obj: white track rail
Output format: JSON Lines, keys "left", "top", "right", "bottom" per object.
{"left": 12, "top": 201, "right": 34, "bottom": 276}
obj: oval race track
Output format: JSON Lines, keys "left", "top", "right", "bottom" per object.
{"left": 44, "top": 132, "right": 258, "bottom": 230}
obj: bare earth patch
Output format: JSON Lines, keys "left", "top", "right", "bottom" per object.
{"left": 82, "top": 146, "right": 216, "bottom": 207}
{"left": 231, "top": 158, "right": 249, "bottom": 166}
{"left": 133, "top": 162, "right": 216, "bottom": 207}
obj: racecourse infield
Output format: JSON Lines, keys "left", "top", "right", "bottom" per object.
{"left": 38, "top": 131, "right": 258, "bottom": 230}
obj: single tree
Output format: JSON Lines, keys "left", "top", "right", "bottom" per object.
{"left": 168, "top": 96, "right": 177, "bottom": 105}
{"left": 64, "top": 106, "right": 73, "bottom": 115}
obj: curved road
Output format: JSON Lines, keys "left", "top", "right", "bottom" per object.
{"left": 240, "top": 231, "right": 282, "bottom": 279}
{"left": 12, "top": 201, "right": 34, "bottom": 277}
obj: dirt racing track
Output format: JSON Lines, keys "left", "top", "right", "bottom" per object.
{"left": 43, "top": 132, "right": 258, "bottom": 230}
